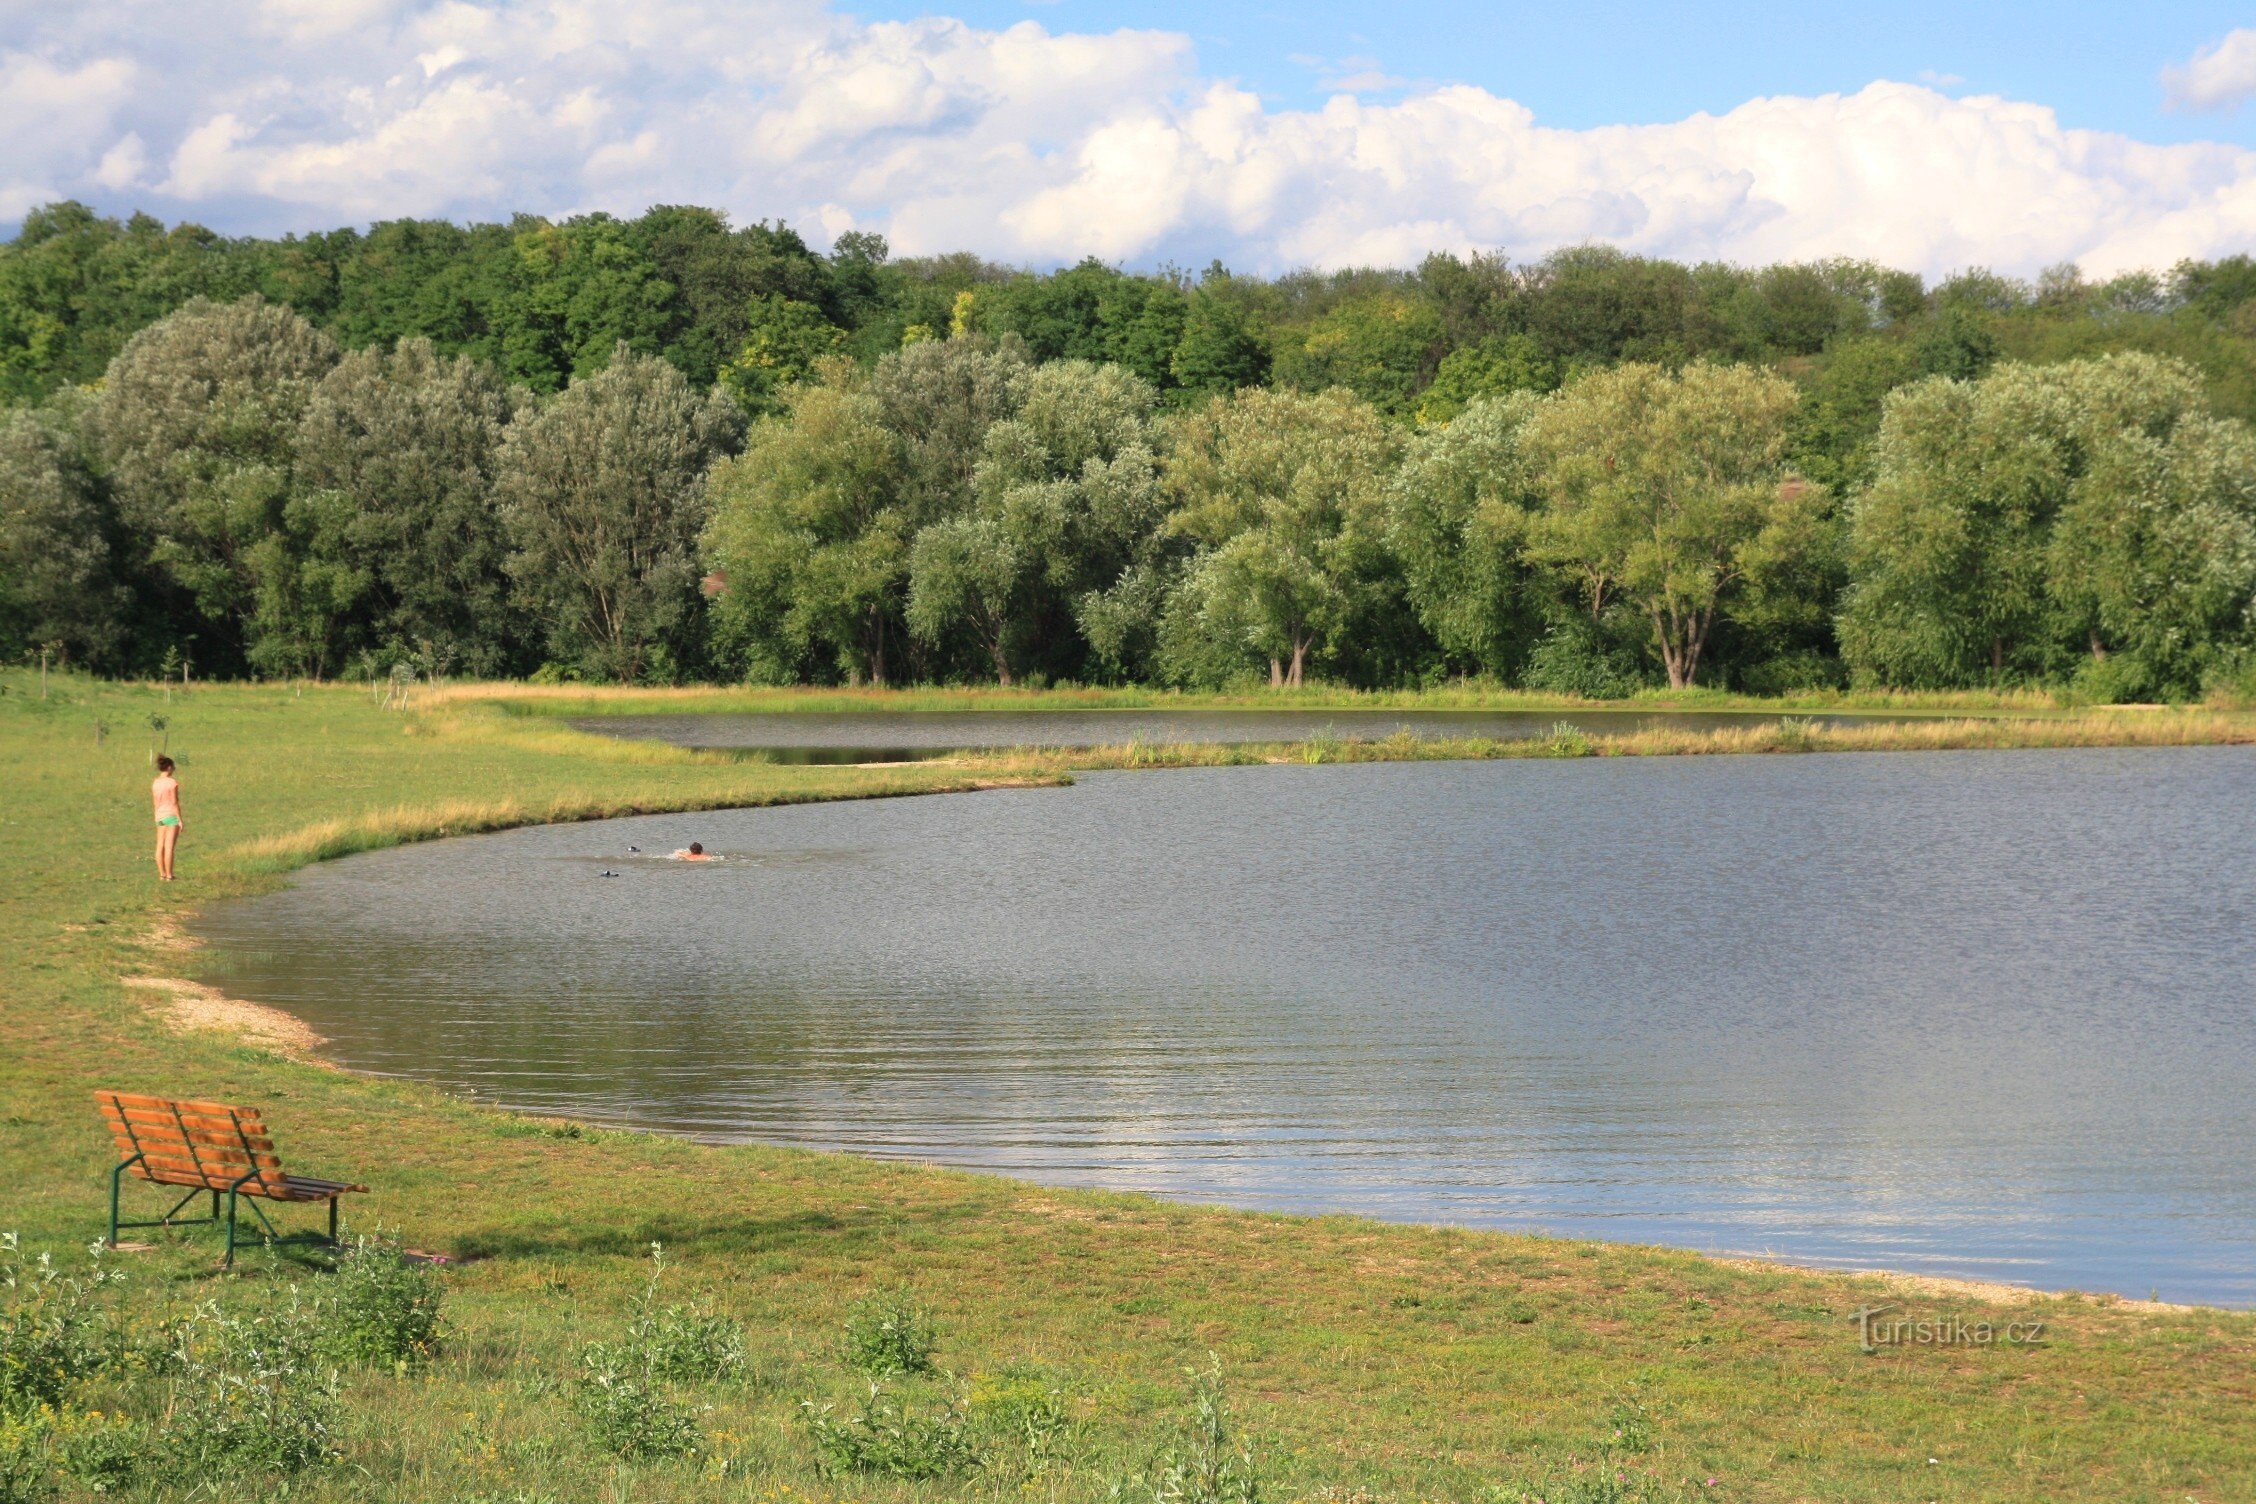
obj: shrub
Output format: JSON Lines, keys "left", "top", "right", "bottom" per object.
{"left": 570, "top": 1244, "right": 735, "bottom": 1460}
{"left": 1142, "top": 1359, "right": 1261, "bottom": 1504}
{"left": 0, "top": 1408, "right": 53, "bottom": 1504}
{"left": 970, "top": 1364, "right": 1080, "bottom": 1466}
{"left": 50, "top": 1407, "right": 143, "bottom": 1494}
{"left": 317, "top": 1231, "right": 445, "bottom": 1370}
{"left": 1522, "top": 620, "right": 1647, "bottom": 700}
{"left": 803, "top": 1382, "right": 979, "bottom": 1479}
{"left": 841, "top": 1290, "right": 938, "bottom": 1377}
{"left": 607, "top": 1243, "right": 747, "bottom": 1383}
{"left": 0, "top": 1236, "right": 127, "bottom": 1416}
{"left": 1771, "top": 716, "right": 1818, "bottom": 752}
{"left": 572, "top": 1353, "right": 702, "bottom": 1461}
{"left": 1536, "top": 722, "right": 1594, "bottom": 758}
{"left": 161, "top": 1295, "right": 342, "bottom": 1474}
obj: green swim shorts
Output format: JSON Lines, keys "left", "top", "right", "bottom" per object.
{"left": 156, "top": 815, "right": 180, "bottom": 828}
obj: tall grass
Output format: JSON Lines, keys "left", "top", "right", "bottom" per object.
{"left": 425, "top": 678, "right": 2092, "bottom": 719}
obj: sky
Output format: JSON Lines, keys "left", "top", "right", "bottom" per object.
{"left": 5, "top": 0, "right": 2256, "bottom": 278}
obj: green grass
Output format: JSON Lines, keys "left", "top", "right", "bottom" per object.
{"left": 3, "top": 671, "right": 2253, "bottom": 1503}
{"left": 456, "top": 678, "right": 2093, "bottom": 719}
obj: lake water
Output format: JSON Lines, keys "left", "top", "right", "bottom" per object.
{"left": 190, "top": 749, "right": 2256, "bottom": 1304}
{"left": 574, "top": 707, "right": 1928, "bottom": 762}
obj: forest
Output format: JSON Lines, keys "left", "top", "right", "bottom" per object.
{"left": 4, "top": 199, "right": 2255, "bottom": 699}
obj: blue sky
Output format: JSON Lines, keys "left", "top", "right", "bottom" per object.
{"left": 6, "top": 1, "right": 2256, "bottom": 274}
{"left": 856, "top": 0, "right": 2256, "bottom": 143}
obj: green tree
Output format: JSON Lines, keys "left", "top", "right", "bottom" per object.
{"left": 499, "top": 216, "right": 676, "bottom": 393}
{"left": 94, "top": 294, "right": 341, "bottom": 675}
{"left": 0, "top": 393, "right": 128, "bottom": 668}
{"left": 907, "top": 361, "right": 1163, "bottom": 684}
{"left": 498, "top": 347, "right": 742, "bottom": 681}
{"left": 1168, "top": 289, "right": 1269, "bottom": 402}
{"left": 2048, "top": 398, "right": 2256, "bottom": 698}
{"left": 294, "top": 338, "right": 530, "bottom": 677}
{"left": 1841, "top": 353, "right": 2256, "bottom": 694}
{"left": 1414, "top": 335, "right": 1558, "bottom": 426}
{"left": 1785, "top": 336, "right": 1922, "bottom": 493}
{"left": 717, "top": 296, "right": 847, "bottom": 415}
{"left": 1518, "top": 246, "right": 1697, "bottom": 364}
{"left": 864, "top": 334, "right": 1030, "bottom": 524}
{"left": 1523, "top": 362, "right": 1833, "bottom": 688}
{"left": 1386, "top": 392, "right": 1546, "bottom": 677}
{"left": 1274, "top": 293, "right": 1446, "bottom": 418}
{"left": 702, "top": 376, "right": 910, "bottom": 684}
{"left": 1162, "top": 387, "right": 1400, "bottom": 685}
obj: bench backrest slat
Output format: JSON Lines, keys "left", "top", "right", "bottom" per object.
{"left": 94, "top": 1091, "right": 290, "bottom": 1195}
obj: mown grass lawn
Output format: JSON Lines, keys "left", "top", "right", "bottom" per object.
{"left": 2, "top": 673, "right": 2251, "bottom": 1504}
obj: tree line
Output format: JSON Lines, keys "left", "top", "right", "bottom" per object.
{"left": 4, "top": 201, "right": 2256, "bottom": 698}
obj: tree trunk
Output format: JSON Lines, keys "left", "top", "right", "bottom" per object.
{"left": 1269, "top": 657, "right": 1284, "bottom": 687}
{"left": 865, "top": 609, "right": 888, "bottom": 687}
{"left": 1992, "top": 637, "right": 2006, "bottom": 675}
{"left": 1287, "top": 637, "right": 1308, "bottom": 688}
{"left": 1652, "top": 610, "right": 1689, "bottom": 689}
{"left": 2089, "top": 627, "right": 2106, "bottom": 661}
{"left": 991, "top": 637, "right": 1013, "bottom": 687}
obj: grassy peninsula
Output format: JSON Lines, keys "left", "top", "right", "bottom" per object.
{"left": 2, "top": 674, "right": 2253, "bottom": 1503}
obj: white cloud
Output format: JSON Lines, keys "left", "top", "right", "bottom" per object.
{"left": 2164, "top": 29, "right": 2256, "bottom": 113}
{"left": 91, "top": 132, "right": 147, "bottom": 190}
{"left": 4, "top": 1, "right": 2256, "bottom": 278}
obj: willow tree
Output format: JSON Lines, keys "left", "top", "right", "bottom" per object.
{"left": 498, "top": 346, "right": 742, "bottom": 682}
{"left": 1840, "top": 352, "right": 2256, "bottom": 694}
{"left": 1523, "top": 362, "right": 1832, "bottom": 689}
{"left": 1162, "top": 386, "right": 1398, "bottom": 687}
{"left": 95, "top": 295, "right": 341, "bottom": 675}
{"left": 702, "top": 373, "right": 909, "bottom": 684}
{"left": 295, "top": 338, "right": 528, "bottom": 677}
{"left": 906, "top": 360, "right": 1163, "bottom": 685}
{"left": 1385, "top": 391, "right": 1546, "bottom": 678}
{"left": 0, "top": 394, "right": 128, "bottom": 669}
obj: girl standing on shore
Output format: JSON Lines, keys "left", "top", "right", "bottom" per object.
{"left": 151, "top": 755, "right": 182, "bottom": 881}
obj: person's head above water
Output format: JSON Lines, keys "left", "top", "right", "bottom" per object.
{"left": 688, "top": 842, "right": 703, "bottom": 856}
{"left": 155, "top": 755, "right": 174, "bottom": 775}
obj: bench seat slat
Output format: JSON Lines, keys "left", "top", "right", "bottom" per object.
{"left": 101, "top": 1125, "right": 281, "bottom": 1163}
{"left": 98, "top": 1091, "right": 265, "bottom": 1120}
{"left": 102, "top": 1103, "right": 271, "bottom": 1138}
{"left": 107, "top": 1141, "right": 284, "bottom": 1172}
{"left": 126, "top": 1153, "right": 288, "bottom": 1187}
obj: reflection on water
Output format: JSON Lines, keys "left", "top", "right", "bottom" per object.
{"left": 191, "top": 750, "right": 2256, "bottom": 1303}
{"left": 573, "top": 707, "right": 1928, "bottom": 762}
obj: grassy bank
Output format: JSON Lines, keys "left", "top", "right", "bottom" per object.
{"left": 3, "top": 673, "right": 2253, "bottom": 1504}
{"left": 447, "top": 679, "right": 2098, "bottom": 719}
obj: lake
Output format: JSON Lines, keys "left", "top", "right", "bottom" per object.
{"left": 573, "top": 706, "right": 1929, "bottom": 762}
{"left": 189, "top": 747, "right": 2256, "bottom": 1304}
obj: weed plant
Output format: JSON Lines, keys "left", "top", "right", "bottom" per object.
{"left": 318, "top": 1230, "right": 446, "bottom": 1371}
{"left": 803, "top": 1381, "right": 979, "bottom": 1479}
{"left": 841, "top": 1289, "right": 938, "bottom": 1377}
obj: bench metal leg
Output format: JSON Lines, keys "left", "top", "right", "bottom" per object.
{"left": 328, "top": 1196, "right": 339, "bottom": 1244}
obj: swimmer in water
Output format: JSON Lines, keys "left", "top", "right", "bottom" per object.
{"left": 671, "top": 842, "right": 715, "bottom": 861}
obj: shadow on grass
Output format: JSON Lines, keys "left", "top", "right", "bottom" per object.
{"left": 449, "top": 1206, "right": 882, "bottom": 1263}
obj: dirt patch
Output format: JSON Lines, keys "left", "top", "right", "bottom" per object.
{"left": 120, "top": 974, "right": 334, "bottom": 1065}
{"left": 1716, "top": 1255, "right": 2199, "bottom": 1313}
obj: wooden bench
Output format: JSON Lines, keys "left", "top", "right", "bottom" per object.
{"left": 96, "top": 1091, "right": 367, "bottom": 1266}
